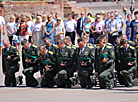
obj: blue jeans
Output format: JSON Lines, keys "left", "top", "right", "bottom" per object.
{"left": 89, "top": 38, "right": 94, "bottom": 45}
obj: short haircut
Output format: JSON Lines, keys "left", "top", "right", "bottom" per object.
{"left": 21, "top": 39, "right": 28, "bottom": 45}
{"left": 68, "top": 13, "right": 73, "bottom": 17}
{"left": 40, "top": 46, "right": 46, "bottom": 51}
{"left": 44, "top": 37, "right": 50, "bottom": 42}
{"left": 83, "top": 35, "right": 89, "bottom": 41}
{"left": 96, "top": 35, "right": 105, "bottom": 44}
{"left": 64, "top": 36, "right": 71, "bottom": 42}
{"left": 134, "top": 11, "right": 138, "bottom": 15}
{"left": 77, "top": 37, "right": 85, "bottom": 43}
{"left": 120, "top": 38, "right": 127, "bottom": 45}
{"left": 57, "top": 39, "right": 64, "bottom": 45}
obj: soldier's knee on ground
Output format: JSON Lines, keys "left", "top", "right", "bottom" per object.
{"left": 8, "top": 69, "right": 14, "bottom": 76}
{"left": 58, "top": 70, "right": 67, "bottom": 79}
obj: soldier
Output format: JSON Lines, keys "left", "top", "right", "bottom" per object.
{"left": 95, "top": 36, "right": 115, "bottom": 89}
{"left": 83, "top": 34, "right": 95, "bottom": 47}
{"left": 64, "top": 36, "right": 77, "bottom": 49}
{"left": 44, "top": 37, "right": 58, "bottom": 54}
{"left": 2, "top": 39, "right": 20, "bottom": 87}
{"left": 39, "top": 46, "right": 56, "bottom": 88}
{"left": 118, "top": 38, "right": 137, "bottom": 87}
{"left": 21, "top": 39, "right": 40, "bottom": 87}
{"left": 75, "top": 37, "right": 95, "bottom": 89}
{"left": 121, "top": 34, "right": 135, "bottom": 47}
{"left": 56, "top": 39, "right": 75, "bottom": 88}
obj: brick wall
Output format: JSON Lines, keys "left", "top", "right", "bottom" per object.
{"left": 0, "top": 0, "right": 88, "bottom": 22}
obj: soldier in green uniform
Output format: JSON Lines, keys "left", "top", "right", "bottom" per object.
{"left": 118, "top": 38, "right": 137, "bottom": 87}
{"left": 44, "top": 37, "right": 58, "bottom": 54}
{"left": 75, "top": 37, "right": 95, "bottom": 89}
{"left": 64, "top": 36, "right": 77, "bottom": 49}
{"left": 39, "top": 46, "right": 56, "bottom": 87}
{"left": 121, "top": 34, "right": 135, "bottom": 47}
{"left": 95, "top": 36, "right": 115, "bottom": 89}
{"left": 56, "top": 39, "right": 75, "bottom": 88}
{"left": 21, "top": 39, "right": 40, "bottom": 87}
{"left": 2, "top": 39, "right": 20, "bottom": 87}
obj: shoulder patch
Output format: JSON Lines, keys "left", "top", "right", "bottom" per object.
{"left": 88, "top": 46, "right": 94, "bottom": 49}
{"left": 67, "top": 46, "right": 71, "bottom": 49}
{"left": 72, "top": 46, "right": 76, "bottom": 49}
{"left": 32, "top": 45, "right": 37, "bottom": 48}
{"left": 11, "top": 46, "right": 16, "bottom": 48}
{"left": 48, "top": 51, "right": 53, "bottom": 55}
{"left": 130, "top": 46, "right": 134, "bottom": 50}
{"left": 53, "top": 44, "right": 58, "bottom": 48}
{"left": 107, "top": 43, "right": 112, "bottom": 46}
{"left": 72, "top": 45, "right": 76, "bottom": 48}
{"left": 106, "top": 46, "right": 112, "bottom": 49}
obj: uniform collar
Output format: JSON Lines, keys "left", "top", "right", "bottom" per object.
{"left": 6, "top": 46, "right": 11, "bottom": 51}
{"left": 27, "top": 44, "right": 31, "bottom": 51}
{"left": 101, "top": 44, "right": 106, "bottom": 52}
{"left": 124, "top": 45, "right": 129, "bottom": 51}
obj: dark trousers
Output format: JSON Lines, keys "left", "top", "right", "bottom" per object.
{"left": 80, "top": 67, "right": 92, "bottom": 87}
{"left": 93, "top": 33, "right": 101, "bottom": 44}
{"left": 79, "top": 30, "right": 83, "bottom": 37}
{"left": 8, "top": 36, "right": 13, "bottom": 46}
{"left": 29, "top": 36, "right": 32, "bottom": 43}
{"left": 5, "top": 65, "right": 19, "bottom": 86}
{"left": 108, "top": 34, "right": 118, "bottom": 46}
{"left": 118, "top": 32, "right": 122, "bottom": 37}
{"left": 22, "top": 65, "right": 39, "bottom": 87}
{"left": 65, "top": 31, "right": 75, "bottom": 45}
{"left": 41, "top": 71, "right": 56, "bottom": 87}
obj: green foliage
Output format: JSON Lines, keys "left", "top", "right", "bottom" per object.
{"left": 0, "top": 0, "right": 3, "bottom": 3}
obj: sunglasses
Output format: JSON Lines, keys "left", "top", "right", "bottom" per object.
{"left": 57, "top": 20, "right": 61, "bottom": 21}
{"left": 48, "top": 17, "right": 51, "bottom": 18}
{"left": 110, "top": 16, "right": 114, "bottom": 17}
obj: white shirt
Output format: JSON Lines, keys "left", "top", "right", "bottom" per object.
{"left": 34, "top": 23, "right": 42, "bottom": 32}
{"left": 54, "top": 24, "right": 65, "bottom": 37}
{"left": 64, "top": 19, "right": 77, "bottom": 32}
{"left": 27, "top": 21, "right": 34, "bottom": 34}
{"left": 0, "top": 16, "right": 5, "bottom": 25}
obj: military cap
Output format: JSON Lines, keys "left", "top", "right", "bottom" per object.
{"left": 59, "top": 57, "right": 71, "bottom": 61}
{"left": 79, "top": 57, "right": 91, "bottom": 61}
{"left": 25, "top": 53, "right": 36, "bottom": 59}
{"left": 44, "top": 60, "right": 55, "bottom": 65}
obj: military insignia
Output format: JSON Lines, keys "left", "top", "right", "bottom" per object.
{"left": 134, "top": 53, "right": 137, "bottom": 57}
{"left": 128, "top": 53, "right": 132, "bottom": 56}
{"left": 53, "top": 58, "right": 56, "bottom": 61}
{"left": 104, "top": 52, "right": 107, "bottom": 54}
{"left": 23, "top": 49, "right": 25, "bottom": 54}
{"left": 85, "top": 52, "right": 88, "bottom": 54}
{"left": 111, "top": 52, "right": 115, "bottom": 56}
{"left": 32, "top": 51, "right": 35, "bottom": 54}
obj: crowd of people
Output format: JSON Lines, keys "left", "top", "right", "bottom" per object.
{"left": 0, "top": 6, "right": 138, "bottom": 89}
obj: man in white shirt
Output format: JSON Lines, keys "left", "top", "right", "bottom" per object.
{"left": 64, "top": 13, "right": 77, "bottom": 45}
{"left": 107, "top": 13, "right": 120, "bottom": 46}
{"left": 0, "top": 16, "right": 5, "bottom": 35}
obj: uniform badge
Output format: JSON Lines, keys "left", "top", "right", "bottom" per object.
{"left": 128, "top": 53, "right": 132, "bottom": 56}
{"left": 85, "top": 52, "right": 88, "bottom": 55}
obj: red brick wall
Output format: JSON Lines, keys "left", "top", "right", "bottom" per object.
{"left": 0, "top": 1, "right": 88, "bottom": 22}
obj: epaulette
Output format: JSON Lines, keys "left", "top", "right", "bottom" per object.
{"left": 107, "top": 43, "right": 112, "bottom": 46}
{"left": 72, "top": 46, "right": 76, "bottom": 49}
{"left": 53, "top": 44, "right": 58, "bottom": 48}
{"left": 120, "top": 46, "right": 123, "bottom": 48}
{"left": 106, "top": 46, "right": 112, "bottom": 49}
{"left": 48, "top": 51, "right": 53, "bottom": 55}
{"left": 32, "top": 45, "right": 37, "bottom": 48}
{"left": 88, "top": 46, "right": 94, "bottom": 49}
{"left": 136, "top": 46, "right": 138, "bottom": 48}
{"left": 72, "top": 45, "right": 76, "bottom": 48}
{"left": 130, "top": 46, "right": 134, "bottom": 50}
{"left": 67, "top": 46, "right": 71, "bottom": 49}
{"left": 128, "top": 40, "right": 133, "bottom": 43}
{"left": 11, "top": 46, "right": 16, "bottom": 48}
{"left": 96, "top": 46, "right": 100, "bottom": 49}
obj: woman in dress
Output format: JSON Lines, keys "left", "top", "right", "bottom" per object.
{"left": 14, "top": 16, "right": 21, "bottom": 54}
{"left": 126, "top": 14, "right": 132, "bottom": 41}
{"left": 44, "top": 15, "right": 55, "bottom": 44}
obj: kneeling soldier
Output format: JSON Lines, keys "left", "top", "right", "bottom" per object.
{"left": 21, "top": 39, "right": 40, "bottom": 87}
{"left": 39, "top": 46, "right": 56, "bottom": 87}
{"left": 118, "top": 38, "right": 137, "bottom": 87}
{"left": 95, "top": 36, "right": 115, "bottom": 89}
{"left": 2, "top": 39, "right": 20, "bottom": 87}
{"left": 76, "top": 37, "right": 95, "bottom": 89}
{"left": 56, "top": 39, "right": 75, "bottom": 88}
